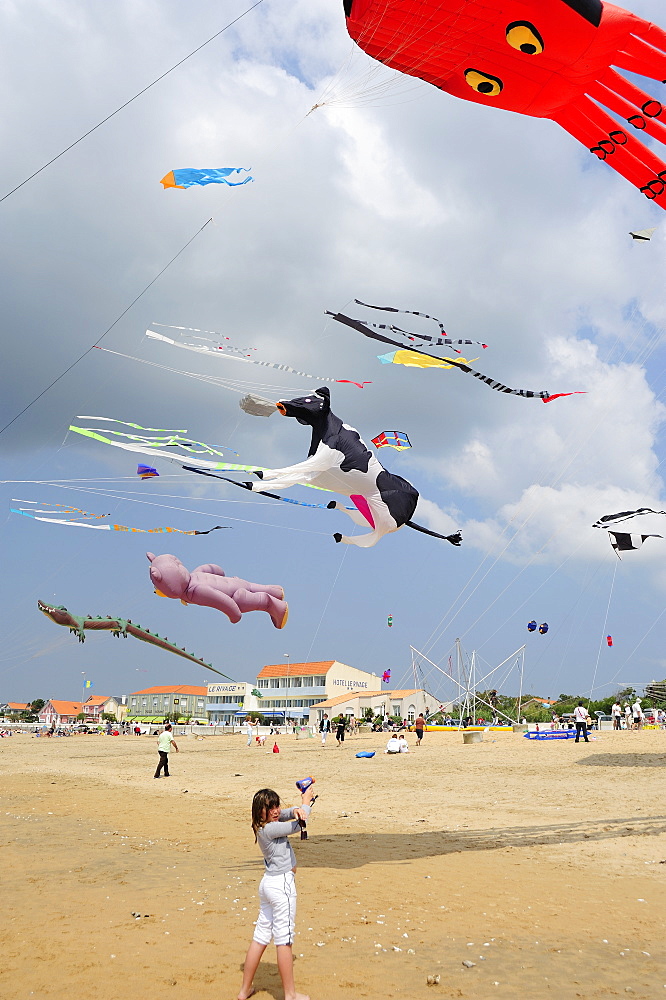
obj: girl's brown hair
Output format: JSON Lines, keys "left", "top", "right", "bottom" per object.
{"left": 251, "top": 787, "right": 280, "bottom": 840}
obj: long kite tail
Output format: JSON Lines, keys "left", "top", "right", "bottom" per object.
{"left": 182, "top": 464, "right": 357, "bottom": 511}
{"left": 325, "top": 310, "right": 557, "bottom": 400}
{"left": 404, "top": 521, "right": 462, "bottom": 545}
{"left": 37, "top": 599, "right": 232, "bottom": 677}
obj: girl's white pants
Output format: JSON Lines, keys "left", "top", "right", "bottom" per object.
{"left": 253, "top": 871, "right": 297, "bottom": 946}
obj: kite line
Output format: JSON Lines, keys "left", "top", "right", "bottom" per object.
{"left": 0, "top": 218, "right": 212, "bottom": 439}
{"left": 0, "top": 1, "right": 265, "bottom": 204}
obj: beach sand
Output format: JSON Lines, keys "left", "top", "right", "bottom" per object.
{"left": 0, "top": 728, "right": 665, "bottom": 999}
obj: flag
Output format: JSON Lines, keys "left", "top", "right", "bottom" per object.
{"left": 84, "top": 680, "right": 93, "bottom": 689}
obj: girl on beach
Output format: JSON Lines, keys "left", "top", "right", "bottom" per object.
{"left": 238, "top": 783, "right": 315, "bottom": 1000}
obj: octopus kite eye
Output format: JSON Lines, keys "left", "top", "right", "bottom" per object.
{"left": 505, "top": 22, "right": 544, "bottom": 55}
{"left": 464, "top": 69, "right": 503, "bottom": 96}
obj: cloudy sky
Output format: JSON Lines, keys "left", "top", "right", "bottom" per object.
{"left": 2, "top": 0, "right": 666, "bottom": 708}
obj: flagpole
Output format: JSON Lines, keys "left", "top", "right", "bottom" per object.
{"left": 81, "top": 672, "right": 86, "bottom": 723}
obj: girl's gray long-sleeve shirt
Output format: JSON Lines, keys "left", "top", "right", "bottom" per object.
{"left": 257, "top": 805, "right": 311, "bottom": 875}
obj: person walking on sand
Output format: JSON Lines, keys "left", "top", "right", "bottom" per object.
{"left": 238, "top": 783, "right": 315, "bottom": 1000}
{"left": 632, "top": 699, "right": 643, "bottom": 730}
{"left": 319, "top": 714, "right": 330, "bottom": 747}
{"left": 154, "top": 723, "right": 179, "bottom": 777}
{"left": 415, "top": 713, "right": 426, "bottom": 746}
{"left": 573, "top": 702, "right": 589, "bottom": 743}
{"left": 611, "top": 701, "right": 622, "bottom": 730}
{"left": 246, "top": 716, "right": 256, "bottom": 747}
{"left": 335, "top": 716, "right": 346, "bottom": 747}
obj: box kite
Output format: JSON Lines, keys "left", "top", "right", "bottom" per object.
{"left": 372, "top": 431, "right": 412, "bottom": 451}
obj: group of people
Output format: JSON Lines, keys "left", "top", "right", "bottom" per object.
{"left": 610, "top": 699, "right": 664, "bottom": 730}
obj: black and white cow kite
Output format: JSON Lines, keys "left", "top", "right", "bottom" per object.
{"left": 250, "top": 387, "right": 461, "bottom": 549}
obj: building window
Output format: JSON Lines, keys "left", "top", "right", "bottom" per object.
{"left": 408, "top": 705, "right": 416, "bottom": 722}
{"left": 392, "top": 705, "right": 400, "bottom": 717}
{"left": 290, "top": 677, "right": 302, "bottom": 687}
{"left": 270, "top": 679, "right": 280, "bottom": 688}
{"left": 258, "top": 679, "right": 269, "bottom": 689}
{"left": 314, "top": 676, "right": 326, "bottom": 686}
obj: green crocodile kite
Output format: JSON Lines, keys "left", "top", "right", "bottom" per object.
{"left": 37, "top": 599, "right": 232, "bottom": 678}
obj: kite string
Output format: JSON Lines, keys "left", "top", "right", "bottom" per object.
{"left": 304, "top": 541, "right": 352, "bottom": 662}
{"left": 416, "top": 304, "right": 666, "bottom": 663}
{"left": 11, "top": 480, "right": 331, "bottom": 535}
{"left": 0, "top": 1, "right": 265, "bottom": 204}
{"left": 0, "top": 217, "right": 212, "bottom": 439}
{"left": 587, "top": 558, "right": 618, "bottom": 705}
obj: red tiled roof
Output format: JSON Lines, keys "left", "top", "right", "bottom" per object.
{"left": 84, "top": 696, "right": 107, "bottom": 706}
{"left": 6, "top": 702, "right": 28, "bottom": 711}
{"left": 46, "top": 700, "right": 82, "bottom": 714}
{"left": 257, "top": 661, "right": 335, "bottom": 679}
{"left": 130, "top": 686, "right": 207, "bottom": 696}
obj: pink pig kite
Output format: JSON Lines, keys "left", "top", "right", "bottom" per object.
{"left": 146, "top": 552, "right": 288, "bottom": 629}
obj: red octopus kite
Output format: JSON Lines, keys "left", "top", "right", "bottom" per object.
{"left": 344, "top": 0, "right": 666, "bottom": 205}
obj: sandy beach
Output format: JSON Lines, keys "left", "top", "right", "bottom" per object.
{"left": 1, "top": 728, "right": 665, "bottom": 1000}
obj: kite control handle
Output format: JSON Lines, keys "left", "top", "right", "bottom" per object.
{"left": 296, "top": 779, "right": 316, "bottom": 840}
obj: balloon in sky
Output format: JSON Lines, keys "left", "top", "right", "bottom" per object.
{"left": 147, "top": 552, "right": 289, "bottom": 629}
{"left": 160, "top": 167, "right": 253, "bottom": 189}
{"left": 252, "top": 387, "right": 462, "bottom": 549}
{"left": 527, "top": 620, "right": 537, "bottom": 631}
{"left": 344, "top": 0, "right": 666, "bottom": 206}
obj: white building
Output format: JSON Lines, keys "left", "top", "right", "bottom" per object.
{"left": 206, "top": 681, "right": 262, "bottom": 724}
{"left": 254, "top": 660, "right": 381, "bottom": 722}
{"left": 307, "top": 688, "right": 442, "bottom": 727}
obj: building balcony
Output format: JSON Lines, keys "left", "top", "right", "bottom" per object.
{"left": 259, "top": 685, "right": 325, "bottom": 698}
{"left": 206, "top": 702, "right": 244, "bottom": 712}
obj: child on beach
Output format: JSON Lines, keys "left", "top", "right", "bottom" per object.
{"left": 238, "top": 783, "right": 315, "bottom": 1000}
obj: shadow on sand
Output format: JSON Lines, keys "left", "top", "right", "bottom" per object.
{"left": 576, "top": 752, "right": 666, "bottom": 768}
{"left": 234, "top": 814, "right": 666, "bottom": 870}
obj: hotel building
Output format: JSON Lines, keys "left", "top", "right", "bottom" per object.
{"left": 254, "top": 660, "right": 382, "bottom": 721}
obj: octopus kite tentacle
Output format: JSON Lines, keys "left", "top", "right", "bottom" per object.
{"left": 344, "top": 0, "right": 666, "bottom": 205}
{"left": 553, "top": 100, "right": 666, "bottom": 207}
{"left": 37, "top": 599, "right": 230, "bottom": 677}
